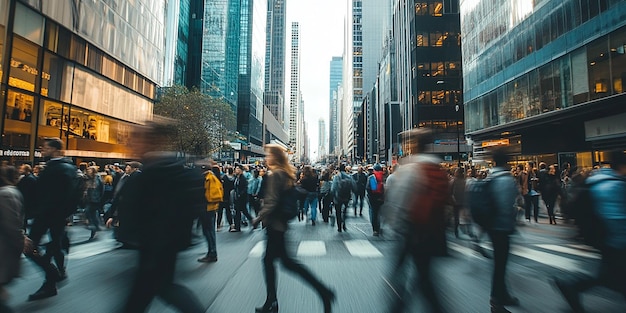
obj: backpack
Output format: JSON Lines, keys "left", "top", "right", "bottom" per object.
{"left": 368, "top": 172, "right": 385, "bottom": 195}
{"left": 564, "top": 178, "right": 621, "bottom": 249}
{"left": 205, "top": 172, "right": 224, "bottom": 204}
{"left": 336, "top": 173, "right": 354, "bottom": 202}
{"left": 279, "top": 184, "right": 300, "bottom": 220}
{"left": 66, "top": 172, "right": 87, "bottom": 217}
{"left": 466, "top": 176, "right": 496, "bottom": 229}
{"left": 408, "top": 163, "right": 450, "bottom": 226}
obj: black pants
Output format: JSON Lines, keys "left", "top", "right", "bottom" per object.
{"left": 321, "top": 195, "right": 333, "bottom": 222}
{"left": 488, "top": 230, "right": 513, "bottom": 301}
{"left": 389, "top": 232, "right": 444, "bottom": 313}
{"left": 543, "top": 195, "right": 557, "bottom": 217}
{"left": 217, "top": 201, "right": 233, "bottom": 228}
{"left": 334, "top": 200, "right": 349, "bottom": 230}
{"left": 263, "top": 228, "right": 328, "bottom": 303}
{"left": 124, "top": 247, "right": 203, "bottom": 313}
{"left": 353, "top": 191, "right": 365, "bottom": 213}
{"left": 524, "top": 194, "right": 539, "bottom": 221}
{"left": 233, "top": 200, "right": 253, "bottom": 231}
{"left": 25, "top": 217, "right": 67, "bottom": 282}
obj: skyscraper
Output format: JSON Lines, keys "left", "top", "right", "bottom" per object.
{"left": 328, "top": 56, "right": 342, "bottom": 155}
{"left": 264, "top": 0, "right": 287, "bottom": 124}
{"left": 289, "top": 22, "right": 300, "bottom": 150}
{"left": 318, "top": 118, "right": 327, "bottom": 159}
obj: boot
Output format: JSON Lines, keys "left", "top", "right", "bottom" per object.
{"left": 255, "top": 300, "right": 278, "bottom": 313}
{"left": 28, "top": 281, "right": 57, "bottom": 301}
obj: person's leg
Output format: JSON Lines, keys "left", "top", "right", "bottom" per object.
{"left": 216, "top": 205, "right": 224, "bottom": 230}
{"left": 322, "top": 195, "right": 331, "bottom": 222}
{"left": 157, "top": 250, "right": 204, "bottom": 313}
{"left": 371, "top": 202, "right": 381, "bottom": 234}
{"left": 413, "top": 251, "right": 444, "bottom": 313}
{"left": 233, "top": 203, "right": 242, "bottom": 231}
{"left": 124, "top": 249, "right": 161, "bottom": 313}
{"left": 453, "top": 205, "right": 461, "bottom": 237}
{"left": 263, "top": 229, "right": 281, "bottom": 304}
{"left": 335, "top": 200, "right": 343, "bottom": 231}
{"left": 309, "top": 193, "right": 318, "bottom": 222}
{"left": 489, "top": 231, "right": 515, "bottom": 304}
{"left": 85, "top": 203, "right": 100, "bottom": 231}
{"left": 523, "top": 195, "right": 531, "bottom": 221}
{"left": 532, "top": 196, "right": 539, "bottom": 222}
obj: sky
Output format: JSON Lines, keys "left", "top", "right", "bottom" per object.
{"left": 286, "top": 0, "right": 346, "bottom": 161}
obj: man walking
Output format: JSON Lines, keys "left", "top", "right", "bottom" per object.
{"left": 366, "top": 164, "right": 385, "bottom": 236}
{"left": 352, "top": 166, "right": 368, "bottom": 216}
{"left": 25, "top": 138, "right": 77, "bottom": 301}
{"left": 331, "top": 164, "right": 355, "bottom": 232}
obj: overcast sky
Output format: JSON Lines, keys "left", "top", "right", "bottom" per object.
{"left": 286, "top": 0, "right": 346, "bottom": 161}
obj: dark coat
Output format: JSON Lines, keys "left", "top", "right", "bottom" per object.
{"left": 353, "top": 172, "right": 368, "bottom": 193}
{"left": 17, "top": 173, "right": 37, "bottom": 219}
{"left": 36, "top": 158, "right": 77, "bottom": 220}
{"left": 233, "top": 174, "right": 248, "bottom": 205}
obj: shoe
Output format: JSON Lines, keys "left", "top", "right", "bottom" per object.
{"left": 216, "top": 226, "right": 222, "bottom": 232}
{"left": 242, "top": 220, "right": 248, "bottom": 226}
{"left": 337, "top": 228, "right": 342, "bottom": 233}
{"left": 553, "top": 278, "right": 585, "bottom": 313}
{"left": 321, "top": 288, "right": 335, "bottom": 313}
{"left": 197, "top": 255, "right": 218, "bottom": 263}
{"left": 312, "top": 220, "right": 316, "bottom": 226}
{"left": 28, "top": 282, "right": 57, "bottom": 301}
{"left": 89, "top": 229, "right": 97, "bottom": 240}
{"left": 255, "top": 300, "right": 278, "bottom": 313}
{"left": 342, "top": 224, "right": 347, "bottom": 231}
{"left": 373, "top": 231, "right": 379, "bottom": 236}
{"left": 490, "top": 304, "right": 511, "bottom": 313}
{"left": 57, "top": 269, "right": 68, "bottom": 282}
{"left": 229, "top": 228, "right": 241, "bottom": 232}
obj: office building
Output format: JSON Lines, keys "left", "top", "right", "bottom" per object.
{"left": 462, "top": 1, "right": 626, "bottom": 167}
{"left": 264, "top": 0, "right": 287, "bottom": 124}
{"left": 289, "top": 22, "right": 300, "bottom": 150}
{"left": 0, "top": 0, "right": 160, "bottom": 164}
{"left": 328, "top": 56, "right": 342, "bottom": 156}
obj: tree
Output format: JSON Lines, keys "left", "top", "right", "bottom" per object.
{"left": 154, "top": 85, "right": 236, "bottom": 158}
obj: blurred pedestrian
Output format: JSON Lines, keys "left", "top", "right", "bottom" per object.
{"left": 0, "top": 165, "right": 27, "bottom": 313}
{"left": 25, "top": 138, "right": 76, "bottom": 301}
{"left": 17, "top": 164, "right": 37, "bottom": 230}
{"left": 252, "top": 144, "right": 335, "bottom": 313}
{"left": 331, "top": 164, "right": 355, "bottom": 232}
{"left": 542, "top": 165, "right": 561, "bottom": 225}
{"left": 554, "top": 150, "right": 626, "bottom": 312}
{"left": 451, "top": 167, "right": 467, "bottom": 238}
{"left": 121, "top": 121, "right": 204, "bottom": 313}
{"left": 366, "top": 163, "right": 385, "bottom": 236}
{"left": 319, "top": 170, "right": 333, "bottom": 223}
{"left": 218, "top": 167, "right": 235, "bottom": 231}
{"left": 248, "top": 169, "right": 262, "bottom": 216}
{"left": 383, "top": 128, "right": 449, "bottom": 313}
{"left": 231, "top": 165, "right": 253, "bottom": 232}
{"left": 300, "top": 165, "right": 320, "bottom": 225}
{"left": 352, "top": 166, "right": 368, "bottom": 216}
{"left": 524, "top": 162, "right": 540, "bottom": 222}
{"left": 485, "top": 149, "right": 521, "bottom": 313}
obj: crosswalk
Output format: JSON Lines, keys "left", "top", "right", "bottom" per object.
{"left": 448, "top": 241, "right": 600, "bottom": 274}
{"left": 248, "top": 239, "right": 385, "bottom": 259}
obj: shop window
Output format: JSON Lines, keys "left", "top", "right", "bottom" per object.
{"left": 5, "top": 89, "right": 34, "bottom": 122}
{"left": 3, "top": 89, "right": 33, "bottom": 150}
{"left": 0, "top": 24, "right": 4, "bottom": 78}
{"left": 8, "top": 37, "right": 39, "bottom": 92}
{"left": 609, "top": 26, "right": 626, "bottom": 95}
{"left": 38, "top": 100, "right": 68, "bottom": 141}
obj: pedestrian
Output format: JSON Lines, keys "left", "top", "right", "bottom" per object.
{"left": 218, "top": 167, "right": 235, "bottom": 232}
{"left": 198, "top": 162, "right": 223, "bottom": 263}
{"left": 554, "top": 150, "right": 626, "bottom": 312}
{"left": 104, "top": 161, "right": 142, "bottom": 248}
{"left": 84, "top": 166, "right": 104, "bottom": 239}
{"left": 451, "top": 168, "right": 466, "bottom": 238}
{"left": 331, "top": 164, "right": 355, "bottom": 232}
{"left": 24, "top": 137, "right": 76, "bottom": 301}
{"left": 121, "top": 122, "right": 204, "bottom": 313}
{"left": 542, "top": 164, "right": 561, "bottom": 225}
{"left": 319, "top": 170, "right": 333, "bottom": 223}
{"left": 231, "top": 165, "right": 253, "bottom": 232}
{"left": 484, "top": 149, "right": 521, "bottom": 313}
{"left": 252, "top": 144, "right": 335, "bottom": 313}
{"left": 248, "top": 169, "right": 263, "bottom": 216}
{"left": 300, "top": 165, "right": 320, "bottom": 225}
{"left": 0, "top": 165, "right": 28, "bottom": 313}
{"left": 366, "top": 163, "right": 385, "bottom": 236}
{"left": 383, "top": 128, "right": 449, "bottom": 313}
{"left": 524, "top": 162, "right": 540, "bottom": 222}
{"left": 352, "top": 166, "right": 367, "bottom": 216}
{"left": 16, "top": 164, "right": 37, "bottom": 230}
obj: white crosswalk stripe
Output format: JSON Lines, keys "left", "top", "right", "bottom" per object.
{"left": 68, "top": 239, "right": 120, "bottom": 260}
{"left": 247, "top": 239, "right": 384, "bottom": 258}
{"left": 249, "top": 240, "right": 266, "bottom": 258}
{"left": 343, "top": 240, "right": 383, "bottom": 258}
{"left": 534, "top": 244, "right": 601, "bottom": 259}
{"left": 297, "top": 241, "right": 326, "bottom": 257}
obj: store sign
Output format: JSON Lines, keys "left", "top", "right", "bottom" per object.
{"left": 0, "top": 149, "right": 30, "bottom": 157}
{"left": 229, "top": 142, "right": 242, "bottom": 150}
{"left": 481, "top": 139, "right": 510, "bottom": 147}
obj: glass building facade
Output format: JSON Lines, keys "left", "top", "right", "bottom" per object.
{"left": 328, "top": 56, "right": 342, "bottom": 154}
{"left": 263, "top": 0, "right": 287, "bottom": 124}
{"left": 462, "top": 0, "right": 626, "bottom": 166}
{"left": 0, "top": 0, "right": 158, "bottom": 164}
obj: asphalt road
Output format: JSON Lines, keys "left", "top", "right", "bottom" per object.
{"left": 5, "top": 203, "right": 625, "bottom": 313}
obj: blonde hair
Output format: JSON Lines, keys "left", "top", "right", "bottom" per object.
{"left": 264, "top": 144, "right": 296, "bottom": 181}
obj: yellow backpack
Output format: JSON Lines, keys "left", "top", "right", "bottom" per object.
{"left": 205, "top": 172, "right": 224, "bottom": 208}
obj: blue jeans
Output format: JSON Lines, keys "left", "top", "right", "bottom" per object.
{"left": 85, "top": 202, "right": 101, "bottom": 231}
{"left": 200, "top": 211, "right": 217, "bottom": 257}
{"left": 304, "top": 192, "right": 318, "bottom": 221}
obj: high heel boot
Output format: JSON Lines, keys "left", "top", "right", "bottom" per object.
{"left": 255, "top": 300, "right": 278, "bottom": 313}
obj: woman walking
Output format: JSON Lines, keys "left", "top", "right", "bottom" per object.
{"left": 85, "top": 166, "right": 104, "bottom": 239}
{"left": 252, "top": 144, "right": 335, "bottom": 313}
{"left": 542, "top": 165, "right": 561, "bottom": 224}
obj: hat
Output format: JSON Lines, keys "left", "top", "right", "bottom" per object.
{"left": 373, "top": 163, "right": 382, "bottom": 171}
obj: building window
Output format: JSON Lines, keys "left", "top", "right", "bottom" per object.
{"left": 13, "top": 3, "right": 44, "bottom": 46}
{"left": 3, "top": 89, "right": 34, "bottom": 149}
{"left": 416, "top": 33, "right": 428, "bottom": 47}
{"left": 588, "top": 36, "right": 610, "bottom": 100}
{"left": 430, "top": 1, "right": 443, "bottom": 17}
{"left": 415, "top": 2, "right": 428, "bottom": 15}
{"left": 430, "top": 32, "right": 444, "bottom": 47}
{"left": 610, "top": 26, "right": 626, "bottom": 95}
{"left": 8, "top": 36, "right": 39, "bottom": 93}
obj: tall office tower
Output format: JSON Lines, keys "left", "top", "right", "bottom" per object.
{"left": 328, "top": 56, "right": 342, "bottom": 155}
{"left": 0, "top": 0, "right": 160, "bottom": 164}
{"left": 164, "top": 0, "right": 191, "bottom": 86}
{"left": 318, "top": 118, "right": 327, "bottom": 159}
{"left": 264, "top": 0, "right": 287, "bottom": 124}
{"left": 201, "top": 0, "right": 240, "bottom": 108}
{"left": 462, "top": 1, "right": 626, "bottom": 165}
{"left": 237, "top": 0, "right": 267, "bottom": 157}
{"left": 289, "top": 22, "right": 300, "bottom": 149}
{"left": 342, "top": 0, "right": 391, "bottom": 162}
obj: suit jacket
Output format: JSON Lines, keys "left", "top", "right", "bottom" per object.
{"left": 36, "top": 158, "right": 77, "bottom": 220}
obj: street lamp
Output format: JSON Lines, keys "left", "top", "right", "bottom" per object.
{"left": 455, "top": 104, "right": 461, "bottom": 167}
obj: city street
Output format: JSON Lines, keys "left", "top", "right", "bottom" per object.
{"left": 6, "top": 203, "right": 625, "bottom": 313}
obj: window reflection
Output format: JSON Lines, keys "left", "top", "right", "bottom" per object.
{"left": 3, "top": 90, "right": 33, "bottom": 149}
{"left": 8, "top": 37, "right": 39, "bottom": 92}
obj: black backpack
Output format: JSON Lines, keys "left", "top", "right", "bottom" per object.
{"left": 564, "top": 178, "right": 621, "bottom": 249}
{"left": 466, "top": 176, "right": 496, "bottom": 229}
{"left": 336, "top": 173, "right": 354, "bottom": 202}
{"left": 279, "top": 185, "right": 299, "bottom": 220}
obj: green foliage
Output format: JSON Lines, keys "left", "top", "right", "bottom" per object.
{"left": 154, "top": 85, "right": 236, "bottom": 157}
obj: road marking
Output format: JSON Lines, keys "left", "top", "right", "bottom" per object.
{"left": 447, "top": 241, "right": 484, "bottom": 260}
{"left": 249, "top": 240, "right": 266, "bottom": 258}
{"left": 68, "top": 239, "right": 119, "bottom": 260}
{"left": 343, "top": 240, "right": 383, "bottom": 258}
{"left": 567, "top": 244, "right": 599, "bottom": 253}
{"left": 297, "top": 241, "right": 326, "bottom": 257}
{"left": 534, "top": 244, "right": 601, "bottom": 259}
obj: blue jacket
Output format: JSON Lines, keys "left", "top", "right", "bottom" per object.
{"left": 489, "top": 167, "right": 520, "bottom": 232}
{"left": 587, "top": 168, "right": 626, "bottom": 249}
{"left": 248, "top": 176, "right": 262, "bottom": 195}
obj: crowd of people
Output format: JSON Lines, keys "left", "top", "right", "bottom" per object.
{"left": 0, "top": 125, "right": 625, "bottom": 313}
